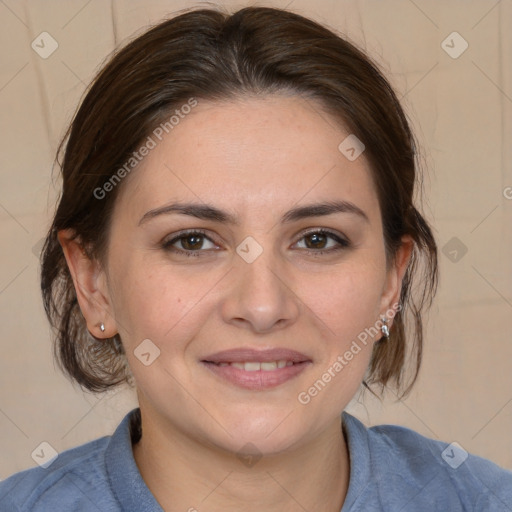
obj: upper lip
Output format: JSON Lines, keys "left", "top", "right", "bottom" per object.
{"left": 202, "top": 348, "right": 311, "bottom": 364}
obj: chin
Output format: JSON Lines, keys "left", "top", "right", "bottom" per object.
{"left": 217, "top": 431, "right": 303, "bottom": 460}
{"left": 208, "top": 410, "right": 308, "bottom": 455}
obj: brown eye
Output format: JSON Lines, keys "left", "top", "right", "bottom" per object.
{"left": 295, "top": 229, "right": 350, "bottom": 254}
{"left": 304, "top": 232, "right": 328, "bottom": 249}
{"left": 180, "top": 234, "right": 205, "bottom": 250}
{"left": 162, "top": 229, "right": 218, "bottom": 257}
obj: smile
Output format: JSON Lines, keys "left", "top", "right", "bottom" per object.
{"left": 216, "top": 360, "right": 295, "bottom": 371}
{"left": 200, "top": 347, "right": 312, "bottom": 390}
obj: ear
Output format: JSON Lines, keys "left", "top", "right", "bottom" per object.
{"left": 57, "top": 228, "right": 117, "bottom": 339}
{"left": 379, "top": 235, "right": 414, "bottom": 327}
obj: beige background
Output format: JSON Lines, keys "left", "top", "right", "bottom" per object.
{"left": 1, "top": 0, "right": 511, "bottom": 479}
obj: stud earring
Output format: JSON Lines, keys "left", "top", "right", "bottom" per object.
{"left": 99, "top": 323, "right": 105, "bottom": 333}
{"left": 380, "top": 317, "right": 390, "bottom": 339}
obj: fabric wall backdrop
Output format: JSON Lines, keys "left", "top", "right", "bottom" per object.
{"left": 0, "top": 0, "right": 511, "bottom": 477}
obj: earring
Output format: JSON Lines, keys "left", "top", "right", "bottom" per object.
{"left": 380, "top": 317, "right": 390, "bottom": 339}
{"left": 99, "top": 323, "right": 105, "bottom": 333}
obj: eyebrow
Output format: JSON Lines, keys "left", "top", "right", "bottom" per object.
{"left": 138, "top": 199, "right": 370, "bottom": 226}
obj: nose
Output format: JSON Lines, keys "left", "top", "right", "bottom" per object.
{"left": 220, "top": 245, "right": 300, "bottom": 334}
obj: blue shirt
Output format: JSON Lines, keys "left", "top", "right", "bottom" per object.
{"left": 1, "top": 408, "right": 511, "bottom": 511}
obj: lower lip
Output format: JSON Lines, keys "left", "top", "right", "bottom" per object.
{"left": 201, "top": 361, "right": 312, "bottom": 390}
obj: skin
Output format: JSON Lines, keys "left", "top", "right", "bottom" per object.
{"left": 59, "top": 94, "right": 413, "bottom": 512}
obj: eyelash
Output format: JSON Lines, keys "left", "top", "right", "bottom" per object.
{"left": 161, "top": 228, "right": 351, "bottom": 258}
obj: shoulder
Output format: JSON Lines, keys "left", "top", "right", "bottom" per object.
{"left": 0, "top": 435, "right": 119, "bottom": 512}
{"left": 342, "top": 412, "right": 512, "bottom": 510}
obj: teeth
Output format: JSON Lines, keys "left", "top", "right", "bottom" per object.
{"left": 221, "top": 360, "right": 294, "bottom": 371}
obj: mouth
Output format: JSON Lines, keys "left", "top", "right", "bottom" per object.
{"left": 201, "top": 348, "right": 312, "bottom": 390}
{"left": 210, "top": 360, "right": 296, "bottom": 371}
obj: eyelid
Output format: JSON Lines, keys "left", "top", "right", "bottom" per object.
{"left": 162, "top": 228, "right": 219, "bottom": 248}
{"left": 292, "top": 227, "right": 350, "bottom": 250}
{"left": 296, "top": 226, "right": 348, "bottom": 242}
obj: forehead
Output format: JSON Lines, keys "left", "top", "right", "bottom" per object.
{"left": 114, "top": 94, "right": 380, "bottom": 225}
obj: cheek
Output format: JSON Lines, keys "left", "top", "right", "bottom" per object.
{"left": 295, "top": 264, "right": 384, "bottom": 408}
{"left": 305, "top": 259, "right": 385, "bottom": 342}
{"left": 109, "top": 257, "right": 213, "bottom": 350}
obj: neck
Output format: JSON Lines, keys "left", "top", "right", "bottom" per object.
{"left": 132, "top": 407, "right": 350, "bottom": 512}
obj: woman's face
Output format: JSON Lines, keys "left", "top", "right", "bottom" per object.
{"left": 92, "top": 95, "right": 410, "bottom": 453}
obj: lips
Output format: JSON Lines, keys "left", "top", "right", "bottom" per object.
{"left": 222, "top": 360, "right": 293, "bottom": 371}
{"left": 202, "top": 348, "right": 311, "bottom": 365}
{"left": 201, "top": 348, "right": 312, "bottom": 390}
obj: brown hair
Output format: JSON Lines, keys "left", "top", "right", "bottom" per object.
{"left": 41, "top": 5, "right": 438, "bottom": 398}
